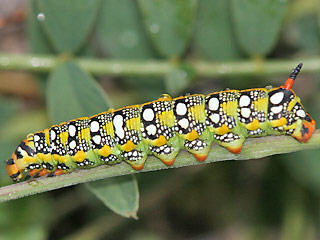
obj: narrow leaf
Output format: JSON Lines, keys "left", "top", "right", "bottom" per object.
{"left": 1, "top": 131, "right": 319, "bottom": 202}
{"left": 36, "top": 0, "right": 100, "bottom": 53}
{"left": 96, "top": 0, "right": 155, "bottom": 59}
{"left": 96, "top": 0, "right": 164, "bottom": 100}
{"left": 193, "top": 0, "right": 240, "bottom": 60}
{"left": 46, "top": 61, "right": 109, "bottom": 123}
{"left": 138, "top": 0, "right": 197, "bottom": 58}
{"left": 27, "top": 0, "right": 53, "bottom": 54}
{"left": 231, "top": 0, "right": 287, "bottom": 56}
{"left": 87, "top": 175, "right": 139, "bottom": 218}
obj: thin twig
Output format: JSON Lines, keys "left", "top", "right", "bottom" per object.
{"left": 0, "top": 130, "right": 319, "bottom": 202}
{"left": 1, "top": 53, "right": 320, "bottom": 77}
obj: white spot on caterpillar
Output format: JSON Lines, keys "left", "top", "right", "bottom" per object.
{"left": 68, "top": 125, "right": 76, "bottom": 137}
{"left": 34, "top": 135, "right": 40, "bottom": 142}
{"left": 113, "top": 115, "right": 123, "bottom": 128}
{"left": 113, "top": 115, "right": 125, "bottom": 139}
{"left": 297, "top": 109, "right": 306, "bottom": 118}
{"left": 176, "top": 103, "right": 187, "bottom": 115}
{"left": 178, "top": 118, "right": 189, "bottom": 129}
{"left": 92, "top": 135, "right": 101, "bottom": 145}
{"left": 270, "top": 91, "right": 284, "bottom": 105}
{"left": 69, "top": 140, "right": 76, "bottom": 149}
{"left": 239, "top": 95, "right": 250, "bottom": 107}
{"left": 208, "top": 97, "right": 219, "bottom": 111}
{"left": 209, "top": 113, "right": 220, "bottom": 124}
{"left": 241, "top": 108, "right": 251, "bottom": 118}
{"left": 50, "top": 130, "right": 56, "bottom": 140}
{"left": 90, "top": 121, "right": 100, "bottom": 132}
{"left": 142, "top": 108, "right": 154, "bottom": 121}
{"left": 271, "top": 105, "right": 283, "bottom": 114}
{"left": 17, "top": 147, "right": 26, "bottom": 156}
{"left": 116, "top": 128, "right": 125, "bottom": 139}
{"left": 164, "top": 147, "right": 171, "bottom": 153}
{"left": 146, "top": 124, "right": 157, "bottom": 135}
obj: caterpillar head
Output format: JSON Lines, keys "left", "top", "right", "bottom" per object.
{"left": 268, "top": 63, "right": 315, "bottom": 142}
{"left": 6, "top": 139, "right": 34, "bottom": 182}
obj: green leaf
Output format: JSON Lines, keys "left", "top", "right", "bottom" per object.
{"left": 27, "top": 0, "right": 52, "bottom": 94}
{"left": 46, "top": 61, "right": 109, "bottom": 124}
{"left": 46, "top": 61, "right": 139, "bottom": 217}
{"left": 231, "top": 0, "right": 287, "bottom": 56}
{"left": 36, "top": 0, "right": 100, "bottom": 53}
{"left": 137, "top": 0, "right": 197, "bottom": 58}
{"left": 27, "top": 0, "right": 53, "bottom": 54}
{"left": 96, "top": 0, "right": 164, "bottom": 100}
{"left": 87, "top": 175, "right": 139, "bottom": 218}
{"left": 193, "top": 0, "right": 240, "bottom": 60}
{"left": 96, "top": 0, "right": 155, "bottom": 59}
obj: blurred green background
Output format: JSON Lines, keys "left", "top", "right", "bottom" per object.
{"left": 0, "top": 0, "right": 320, "bottom": 239}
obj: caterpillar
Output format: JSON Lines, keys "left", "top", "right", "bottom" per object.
{"left": 6, "top": 63, "right": 316, "bottom": 182}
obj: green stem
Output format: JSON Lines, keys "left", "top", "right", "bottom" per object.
{"left": 0, "top": 130, "right": 319, "bottom": 202}
{"left": 1, "top": 53, "right": 320, "bottom": 77}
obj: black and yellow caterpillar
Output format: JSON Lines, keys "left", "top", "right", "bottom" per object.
{"left": 6, "top": 64, "right": 316, "bottom": 182}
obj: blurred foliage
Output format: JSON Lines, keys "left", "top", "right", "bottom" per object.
{"left": 46, "top": 61, "right": 110, "bottom": 124}
{"left": 0, "top": 0, "right": 319, "bottom": 239}
{"left": 86, "top": 175, "right": 139, "bottom": 219}
{"left": 231, "top": 0, "right": 288, "bottom": 57}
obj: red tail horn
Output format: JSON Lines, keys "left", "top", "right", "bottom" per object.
{"left": 282, "top": 63, "right": 303, "bottom": 90}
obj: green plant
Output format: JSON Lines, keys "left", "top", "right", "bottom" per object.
{"left": 0, "top": 0, "right": 319, "bottom": 239}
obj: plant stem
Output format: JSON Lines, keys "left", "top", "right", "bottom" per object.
{"left": 1, "top": 53, "right": 320, "bottom": 77}
{"left": 0, "top": 130, "right": 319, "bottom": 202}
